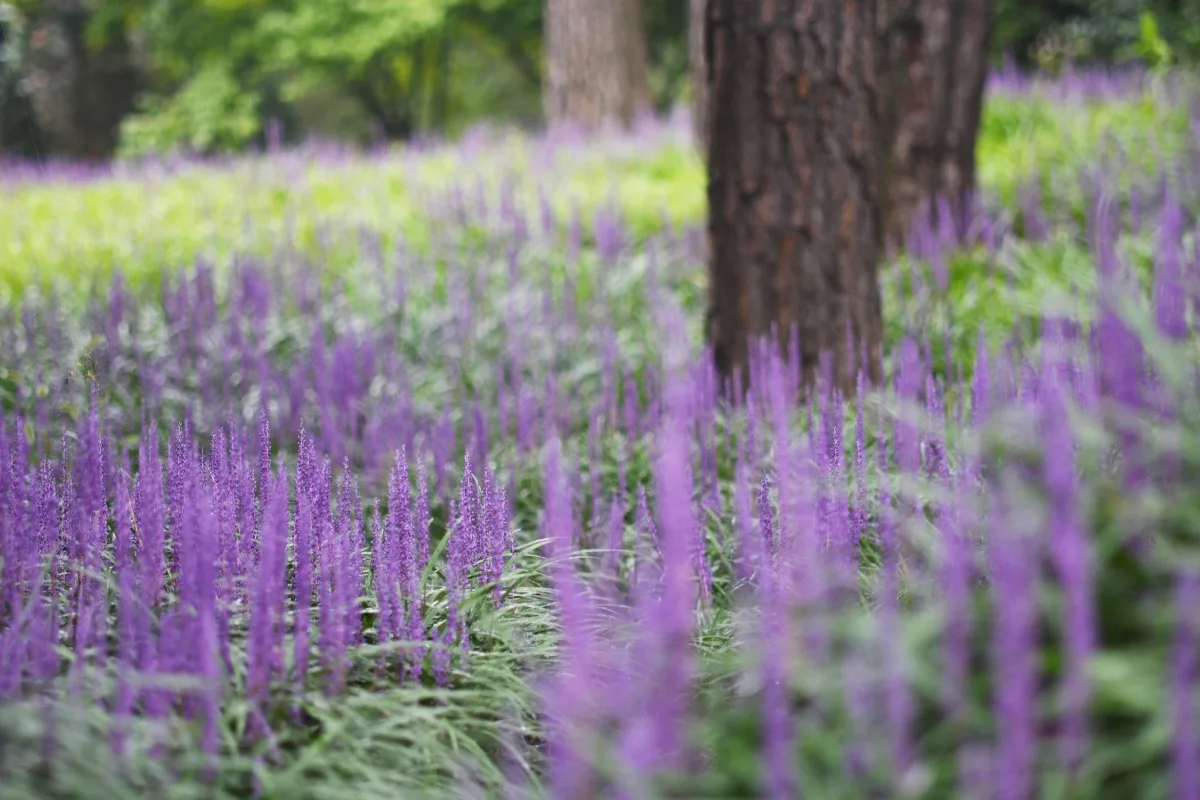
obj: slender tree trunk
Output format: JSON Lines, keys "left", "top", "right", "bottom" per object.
{"left": 878, "top": 0, "right": 994, "bottom": 248}
{"left": 689, "top": 0, "right": 708, "bottom": 150}
{"left": 543, "top": 0, "right": 650, "bottom": 129}
{"left": 706, "top": 0, "right": 884, "bottom": 395}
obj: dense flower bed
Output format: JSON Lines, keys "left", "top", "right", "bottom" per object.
{"left": 1, "top": 68, "right": 1199, "bottom": 799}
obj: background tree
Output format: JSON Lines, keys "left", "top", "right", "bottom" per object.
{"left": 0, "top": 0, "right": 1188, "bottom": 160}
{"left": 13, "top": 0, "right": 138, "bottom": 160}
{"left": 705, "top": 0, "right": 884, "bottom": 394}
{"left": 542, "top": 0, "right": 649, "bottom": 129}
{"left": 878, "top": 0, "right": 994, "bottom": 247}
{"left": 688, "top": 0, "right": 706, "bottom": 149}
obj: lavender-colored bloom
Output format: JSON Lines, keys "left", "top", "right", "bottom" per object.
{"left": 112, "top": 459, "right": 137, "bottom": 755}
{"left": 347, "top": 468, "right": 366, "bottom": 646}
{"left": 757, "top": 475, "right": 775, "bottom": 568}
{"left": 323, "top": 467, "right": 358, "bottom": 693}
{"left": 971, "top": 332, "right": 991, "bottom": 427}
{"left": 249, "top": 467, "right": 288, "bottom": 714}
{"left": 542, "top": 438, "right": 605, "bottom": 797}
{"left": 293, "top": 426, "right": 316, "bottom": 693}
{"left": 187, "top": 485, "right": 223, "bottom": 761}
{"left": 1156, "top": 196, "right": 1188, "bottom": 342}
{"left": 388, "top": 449, "right": 420, "bottom": 674}
{"left": 991, "top": 487, "right": 1038, "bottom": 800}
{"left": 485, "top": 473, "right": 510, "bottom": 606}
{"left": 456, "top": 451, "right": 479, "bottom": 579}
{"left": 877, "top": 440, "right": 914, "bottom": 784}
{"left": 621, "top": 399, "right": 696, "bottom": 774}
{"left": 257, "top": 407, "right": 272, "bottom": 507}
{"left": 135, "top": 427, "right": 166, "bottom": 642}
{"left": 602, "top": 494, "right": 625, "bottom": 584}
{"left": 761, "top": 597, "right": 794, "bottom": 800}
{"left": 415, "top": 458, "right": 431, "bottom": 579}
{"left": 940, "top": 488, "right": 971, "bottom": 725}
{"left": 76, "top": 391, "right": 106, "bottom": 522}
{"left": 1042, "top": 375, "right": 1093, "bottom": 774}
{"left": 370, "top": 495, "right": 396, "bottom": 672}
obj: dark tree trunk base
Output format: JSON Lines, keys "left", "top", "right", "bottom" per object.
{"left": 706, "top": 0, "right": 885, "bottom": 397}
{"left": 878, "top": 0, "right": 994, "bottom": 248}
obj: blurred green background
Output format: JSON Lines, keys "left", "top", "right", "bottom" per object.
{"left": 0, "top": 0, "right": 1193, "bottom": 161}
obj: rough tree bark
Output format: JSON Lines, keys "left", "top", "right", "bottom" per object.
{"left": 688, "top": 0, "right": 708, "bottom": 150}
{"left": 23, "top": 1, "right": 139, "bottom": 160}
{"left": 706, "top": 0, "right": 885, "bottom": 395}
{"left": 877, "top": 0, "right": 994, "bottom": 248}
{"left": 543, "top": 0, "right": 649, "bottom": 129}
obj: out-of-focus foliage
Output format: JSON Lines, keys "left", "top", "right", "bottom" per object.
{"left": 119, "top": 62, "right": 261, "bottom": 156}
{"left": 3, "top": 0, "right": 1198, "bottom": 158}
{"left": 998, "top": 0, "right": 1200, "bottom": 68}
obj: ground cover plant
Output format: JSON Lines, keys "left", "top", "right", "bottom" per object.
{"left": 2, "top": 66, "right": 1200, "bottom": 799}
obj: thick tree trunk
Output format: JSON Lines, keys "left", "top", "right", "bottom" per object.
{"left": 878, "top": 0, "right": 994, "bottom": 248}
{"left": 688, "top": 0, "right": 708, "bottom": 150}
{"left": 706, "top": 0, "right": 885, "bottom": 396}
{"left": 543, "top": 0, "right": 650, "bottom": 129}
{"left": 24, "top": 1, "right": 139, "bottom": 161}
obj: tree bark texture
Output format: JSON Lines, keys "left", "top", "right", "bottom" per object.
{"left": 688, "top": 0, "right": 708, "bottom": 151}
{"left": 877, "top": 0, "right": 994, "bottom": 248}
{"left": 543, "top": 0, "right": 649, "bottom": 129}
{"left": 706, "top": 0, "right": 885, "bottom": 396}
{"left": 24, "top": 1, "right": 139, "bottom": 160}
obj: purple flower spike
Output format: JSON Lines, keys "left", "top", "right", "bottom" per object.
{"left": 542, "top": 438, "right": 605, "bottom": 798}
{"left": 112, "top": 459, "right": 137, "bottom": 756}
{"left": 293, "top": 426, "right": 317, "bottom": 694}
{"left": 991, "top": 491, "right": 1038, "bottom": 800}
{"left": 633, "top": 400, "right": 697, "bottom": 772}
{"left": 1156, "top": 196, "right": 1188, "bottom": 342}
{"left": 1043, "top": 376, "right": 1093, "bottom": 775}
{"left": 249, "top": 467, "right": 288, "bottom": 720}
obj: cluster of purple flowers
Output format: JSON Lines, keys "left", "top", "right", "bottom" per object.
{"left": 1, "top": 65, "right": 1199, "bottom": 797}
{"left": 533, "top": 192, "right": 1200, "bottom": 797}
{"left": 0, "top": 397, "right": 514, "bottom": 757}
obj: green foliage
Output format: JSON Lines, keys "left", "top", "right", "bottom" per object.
{"left": 999, "top": 0, "right": 1200, "bottom": 67}
{"left": 93, "top": 0, "right": 544, "bottom": 153}
{"left": 119, "top": 62, "right": 262, "bottom": 157}
{"left": 1133, "top": 12, "right": 1173, "bottom": 68}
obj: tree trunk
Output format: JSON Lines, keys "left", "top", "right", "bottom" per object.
{"left": 688, "top": 0, "right": 708, "bottom": 151}
{"left": 24, "top": 1, "right": 139, "bottom": 161}
{"left": 0, "top": 14, "right": 9, "bottom": 157}
{"left": 624, "top": 0, "right": 650, "bottom": 117}
{"left": 706, "top": 0, "right": 885, "bottom": 396}
{"left": 543, "top": 0, "right": 650, "bottom": 129}
{"left": 878, "top": 0, "right": 994, "bottom": 248}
